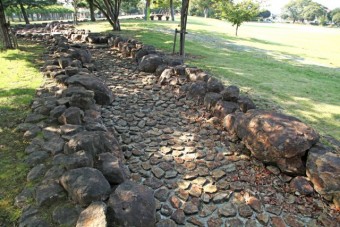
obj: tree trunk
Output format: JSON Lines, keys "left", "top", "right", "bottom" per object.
{"left": 145, "top": 0, "right": 150, "bottom": 21}
{"left": 18, "top": 0, "right": 30, "bottom": 24}
{"left": 0, "top": 0, "right": 13, "bottom": 49}
{"left": 204, "top": 8, "right": 208, "bottom": 18}
{"left": 170, "top": 0, "right": 174, "bottom": 21}
{"left": 30, "top": 13, "right": 34, "bottom": 21}
{"left": 235, "top": 25, "right": 239, "bottom": 36}
{"left": 73, "top": 4, "right": 78, "bottom": 25}
{"left": 180, "top": 0, "right": 189, "bottom": 57}
{"left": 88, "top": 0, "right": 96, "bottom": 21}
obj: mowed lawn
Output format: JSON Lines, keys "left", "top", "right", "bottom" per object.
{"left": 79, "top": 17, "right": 340, "bottom": 140}
{"left": 0, "top": 41, "right": 44, "bottom": 225}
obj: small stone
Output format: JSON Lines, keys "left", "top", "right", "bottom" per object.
{"left": 27, "top": 164, "right": 46, "bottom": 181}
{"left": 266, "top": 165, "right": 280, "bottom": 175}
{"left": 35, "top": 182, "right": 65, "bottom": 206}
{"left": 169, "top": 195, "right": 182, "bottom": 209}
{"left": 160, "top": 204, "right": 173, "bottom": 217}
{"left": 183, "top": 201, "right": 199, "bottom": 214}
{"left": 201, "top": 193, "right": 211, "bottom": 203}
{"left": 256, "top": 213, "right": 269, "bottom": 225}
{"left": 177, "top": 180, "right": 191, "bottom": 190}
{"left": 160, "top": 146, "right": 172, "bottom": 154}
{"left": 53, "top": 204, "right": 80, "bottom": 226}
{"left": 199, "top": 204, "right": 217, "bottom": 217}
{"left": 192, "top": 177, "right": 207, "bottom": 186}
{"left": 171, "top": 209, "right": 185, "bottom": 224}
{"left": 247, "top": 196, "right": 263, "bottom": 213}
{"left": 225, "top": 218, "right": 244, "bottom": 227}
{"left": 207, "top": 216, "right": 223, "bottom": 227}
{"left": 152, "top": 166, "right": 165, "bottom": 179}
{"left": 165, "top": 170, "right": 178, "bottom": 179}
{"left": 156, "top": 219, "right": 177, "bottom": 227}
{"left": 154, "top": 188, "right": 170, "bottom": 202}
{"left": 177, "top": 189, "right": 189, "bottom": 201}
{"left": 76, "top": 202, "right": 107, "bottom": 227}
{"left": 265, "top": 205, "right": 282, "bottom": 215}
{"left": 187, "top": 216, "right": 204, "bottom": 227}
{"left": 189, "top": 184, "right": 202, "bottom": 197}
{"left": 283, "top": 214, "right": 304, "bottom": 227}
{"left": 218, "top": 203, "right": 237, "bottom": 217}
{"left": 238, "top": 204, "right": 253, "bottom": 218}
{"left": 270, "top": 216, "right": 286, "bottom": 227}
{"left": 144, "top": 177, "right": 163, "bottom": 189}
{"left": 290, "top": 176, "right": 314, "bottom": 195}
{"left": 224, "top": 163, "right": 236, "bottom": 173}
{"left": 213, "top": 191, "right": 232, "bottom": 203}
{"left": 203, "top": 184, "right": 218, "bottom": 193}
{"left": 212, "top": 169, "right": 226, "bottom": 180}
{"left": 245, "top": 219, "right": 260, "bottom": 227}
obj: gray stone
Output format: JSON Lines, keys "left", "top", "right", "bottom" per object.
{"left": 65, "top": 66, "right": 79, "bottom": 76}
{"left": 27, "top": 164, "right": 46, "bottom": 181}
{"left": 58, "top": 107, "right": 84, "bottom": 125}
{"left": 25, "top": 113, "right": 46, "bottom": 123}
{"left": 171, "top": 209, "right": 185, "bottom": 224}
{"left": 238, "top": 96, "right": 256, "bottom": 113}
{"left": 15, "top": 188, "right": 34, "bottom": 208}
{"left": 42, "top": 136, "right": 65, "bottom": 155}
{"left": 221, "top": 85, "right": 239, "bottom": 102}
{"left": 58, "top": 57, "right": 71, "bottom": 69}
{"left": 35, "top": 182, "right": 65, "bottom": 206}
{"left": 95, "top": 152, "right": 126, "bottom": 184}
{"left": 213, "top": 100, "right": 238, "bottom": 119}
{"left": 290, "top": 176, "right": 314, "bottom": 195}
{"left": 60, "top": 124, "right": 84, "bottom": 136}
{"left": 204, "top": 92, "right": 222, "bottom": 110}
{"left": 139, "top": 54, "right": 164, "bottom": 73}
{"left": 218, "top": 203, "right": 237, "bottom": 217}
{"left": 76, "top": 202, "right": 107, "bottom": 227}
{"left": 52, "top": 204, "right": 80, "bottom": 226}
{"left": 186, "top": 81, "right": 207, "bottom": 104}
{"left": 60, "top": 167, "right": 111, "bottom": 206}
{"left": 50, "top": 105, "right": 67, "bottom": 119}
{"left": 207, "top": 77, "right": 224, "bottom": 93}
{"left": 157, "top": 219, "right": 177, "bottom": 227}
{"left": 68, "top": 48, "right": 92, "bottom": 64}
{"left": 53, "top": 151, "right": 93, "bottom": 170}
{"left": 66, "top": 74, "right": 114, "bottom": 105}
{"left": 65, "top": 131, "right": 123, "bottom": 160}
{"left": 108, "top": 180, "right": 156, "bottom": 227}
{"left": 225, "top": 218, "right": 244, "bottom": 227}
{"left": 183, "top": 201, "right": 199, "bottom": 214}
{"left": 25, "top": 150, "right": 49, "bottom": 167}
{"left": 238, "top": 204, "right": 253, "bottom": 218}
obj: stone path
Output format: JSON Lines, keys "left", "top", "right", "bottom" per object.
{"left": 91, "top": 47, "right": 339, "bottom": 226}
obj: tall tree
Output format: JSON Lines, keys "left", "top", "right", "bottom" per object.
{"left": 282, "top": 0, "right": 311, "bottom": 23}
{"left": 93, "top": 0, "right": 121, "bottom": 30}
{"left": 0, "top": 0, "right": 13, "bottom": 49}
{"left": 86, "top": 0, "right": 96, "bottom": 21}
{"left": 219, "top": 0, "right": 259, "bottom": 36}
{"left": 302, "top": 2, "right": 326, "bottom": 21}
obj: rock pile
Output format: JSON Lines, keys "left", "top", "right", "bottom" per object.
{"left": 14, "top": 23, "right": 340, "bottom": 227}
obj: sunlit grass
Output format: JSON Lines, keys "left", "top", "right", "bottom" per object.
{"left": 0, "top": 41, "right": 44, "bottom": 225}
{"left": 77, "top": 17, "right": 340, "bottom": 139}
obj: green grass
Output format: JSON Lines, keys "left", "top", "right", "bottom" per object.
{"left": 77, "top": 17, "right": 340, "bottom": 140}
{"left": 0, "top": 41, "right": 44, "bottom": 225}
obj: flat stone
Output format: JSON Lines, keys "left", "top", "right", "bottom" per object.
{"left": 53, "top": 204, "right": 80, "bottom": 226}
{"left": 35, "top": 182, "right": 65, "bottom": 206}
{"left": 187, "top": 216, "right": 204, "bottom": 227}
{"left": 189, "top": 184, "right": 202, "bottom": 197}
{"left": 154, "top": 188, "right": 170, "bottom": 202}
{"left": 144, "top": 177, "right": 163, "bottom": 189}
{"left": 225, "top": 218, "right": 244, "bottom": 227}
{"left": 207, "top": 216, "right": 223, "bottom": 227}
{"left": 165, "top": 170, "right": 178, "bottom": 179}
{"left": 270, "top": 216, "right": 286, "bottom": 227}
{"left": 183, "top": 201, "right": 199, "bottom": 215}
{"left": 25, "top": 150, "right": 49, "bottom": 167}
{"left": 238, "top": 204, "right": 253, "bottom": 218}
{"left": 160, "top": 146, "right": 172, "bottom": 154}
{"left": 177, "top": 180, "right": 191, "bottom": 190}
{"left": 256, "top": 213, "right": 269, "bottom": 225}
{"left": 283, "top": 214, "right": 304, "bottom": 227}
{"left": 171, "top": 209, "right": 185, "bottom": 224}
{"left": 224, "top": 163, "right": 236, "bottom": 173}
{"left": 290, "top": 176, "right": 314, "bottom": 195}
{"left": 27, "top": 164, "right": 46, "bottom": 181}
{"left": 265, "top": 205, "right": 282, "bottom": 215}
{"left": 169, "top": 195, "right": 182, "bottom": 209}
{"left": 152, "top": 166, "right": 165, "bottom": 179}
{"left": 266, "top": 165, "right": 281, "bottom": 175}
{"left": 157, "top": 219, "right": 177, "bottom": 227}
{"left": 218, "top": 203, "right": 237, "bottom": 217}
{"left": 203, "top": 184, "right": 218, "bottom": 193}
{"left": 199, "top": 204, "right": 217, "bottom": 217}
{"left": 192, "top": 177, "right": 207, "bottom": 186}
{"left": 212, "top": 169, "right": 226, "bottom": 180}
{"left": 14, "top": 188, "right": 34, "bottom": 208}
{"left": 247, "top": 196, "right": 263, "bottom": 213}
{"left": 76, "top": 202, "right": 107, "bottom": 227}
{"left": 213, "top": 191, "right": 233, "bottom": 203}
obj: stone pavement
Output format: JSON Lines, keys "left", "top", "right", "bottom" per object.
{"left": 93, "top": 47, "right": 339, "bottom": 226}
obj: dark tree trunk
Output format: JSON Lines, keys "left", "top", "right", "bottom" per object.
{"left": 88, "top": 0, "right": 96, "bottom": 21}
{"left": 145, "top": 0, "right": 150, "bottom": 21}
{"left": 235, "top": 25, "right": 239, "bottom": 36}
{"left": 18, "top": 0, "right": 30, "bottom": 24}
{"left": 180, "top": 0, "right": 189, "bottom": 57}
{"left": 0, "top": 0, "right": 13, "bottom": 49}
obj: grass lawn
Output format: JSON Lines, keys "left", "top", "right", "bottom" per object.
{"left": 78, "top": 17, "right": 340, "bottom": 140}
{"left": 0, "top": 41, "right": 44, "bottom": 225}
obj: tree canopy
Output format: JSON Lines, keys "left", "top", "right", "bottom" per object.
{"left": 282, "top": 0, "right": 328, "bottom": 23}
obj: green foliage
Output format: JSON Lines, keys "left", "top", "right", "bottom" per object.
{"left": 219, "top": 0, "right": 259, "bottom": 36}
{"left": 282, "top": 0, "right": 328, "bottom": 23}
{"left": 258, "top": 9, "right": 271, "bottom": 19}
{"left": 332, "top": 12, "right": 340, "bottom": 25}
{"left": 302, "top": 2, "right": 326, "bottom": 21}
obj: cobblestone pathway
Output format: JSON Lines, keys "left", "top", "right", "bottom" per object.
{"left": 93, "top": 47, "right": 338, "bottom": 226}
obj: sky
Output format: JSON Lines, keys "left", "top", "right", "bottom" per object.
{"left": 266, "top": 0, "right": 340, "bottom": 14}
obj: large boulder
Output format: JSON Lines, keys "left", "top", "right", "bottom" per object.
{"left": 306, "top": 144, "right": 340, "bottom": 209}
{"left": 67, "top": 48, "right": 92, "bottom": 64}
{"left": 66, "top": 74, "right": 114, "bottom": 105}
{"left": 76, "top": 202, "right": 107, "bottom": 227}
{"left": 186, "top": 81, "right": 207, "bottom": 104}
{"left": 224, "top": 110, "right": 319, "bottom": 175}
{"left": 65, "top": 131, "right": 124, "bottom": 160}
{"left": 63, "top": 86, "right": 95, "bottom": 110}
{"left": 221, "top": 85, "right": 239, "bottom": 102}
{"left": 95, "top": 152, "right": 126, "bottom": 184}
{"left": 138, "top": 54, "right": 164, "bottom": 73}
{"left": 108, "top": 181, "right": 156, "bottom": 227}
{"left": 207, "top": 77, "right": 224, "bottom": 93}
{"left": 58, "top": 107, "right": 84, "bottom": 125}
{"left": 213, "top": 100, "right": 239, "bottom": 119}
{"left": 204, "top": 92, "right": 222, "bottom": 110}
{"left": 60, "top": 167, "right": 111, "bottom": 206}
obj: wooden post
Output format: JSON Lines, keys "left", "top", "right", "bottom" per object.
{"left": 179, "top": 0, "right": 189, "bottom": 58}
{"left": 173, "top": 28, "right": 177, "bottom": 54}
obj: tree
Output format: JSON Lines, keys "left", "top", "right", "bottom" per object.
{"left": 282, "top": 0, "right": 311, "bottom": 23}
{"left": 302, "top": 2, "right": 326, "bottom": 21}
{"left": 220, "top": 0, "right": 259, "bottom": 36}
{"left": 0, "top": 0, "right": 13, "bottom": 49}
{"left": 332, "top": 12, "right": 340, "bottom": 26}
{"left": 258, "top": 9, "right": 270, "bottom": 18}
{"left": 86, "top": 0, "right": 96, "bottom": 21}
{"left": 93, "top": 0, "right": 121, "bottom": 31}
